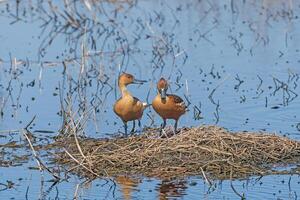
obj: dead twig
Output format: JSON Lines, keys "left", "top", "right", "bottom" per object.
{"left": 21, "top": 129, "right": 61, "bottom": 181}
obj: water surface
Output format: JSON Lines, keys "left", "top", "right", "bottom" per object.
{"left": 0, "top": 0, "right": 300, "bottom": 199}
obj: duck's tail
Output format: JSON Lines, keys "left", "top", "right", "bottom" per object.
{"left": 142, "top": 102, "right": 152, "bottom": 110}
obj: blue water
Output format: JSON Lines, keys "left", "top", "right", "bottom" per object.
{"left": 1, "top": 0, "right": 300, "bottom": 199}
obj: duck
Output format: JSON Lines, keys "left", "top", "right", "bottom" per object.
{"left": 152, "top": 78, "right": 187, "bottom": 133}
{"left": 113, "top": 73, "right": 147, "bottom": 136}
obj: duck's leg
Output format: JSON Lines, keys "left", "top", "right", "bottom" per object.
{"left": 162, "top": 119, "right": 167, "bottom": 130}
{"left": 130, "top": 120, "right": 136, "bottom": 133}
{"left": 174, "top": 120, "right": 178, "bottom": 133}
{"left": 160, "top": 119, "right": 167, "bottom": 134}
{"left": 160, "top": 119, "right": 168, "bottom": 138}
{"left": 123, "top": 121, "right": 128, "bottom": 137}
{"left": 138, "top": 120, "right": 142, "bottom": 131}
{"left": 162, "top": 119, "right": 166, "bottom": 129}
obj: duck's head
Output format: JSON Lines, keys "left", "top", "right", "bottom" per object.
{"left": 157, "top": 78, "right": 168, "bottom": 100}
{"left": 118, "top": 73, "right": 146, "bottom": 86}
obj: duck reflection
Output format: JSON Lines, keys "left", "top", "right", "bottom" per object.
{"left": 157, "top": 179, "right": 187, "bottom": 200}
{"left": 115, "top": 176, "right": 139, "bottom": 200}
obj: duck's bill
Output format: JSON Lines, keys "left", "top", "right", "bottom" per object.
{"left": 159, "top": 88, "right": 166, "bottom": 99}
{"left": 132, "top": 79, "right": 147, "bottom": 84}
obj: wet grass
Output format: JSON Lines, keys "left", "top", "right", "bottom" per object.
{"left": 0, "top": 135, "right": 29, "bottom": 167}
{"left": 42, "top": 126, "right": 300, "bottom": 181}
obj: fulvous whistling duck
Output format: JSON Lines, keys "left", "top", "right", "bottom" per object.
{"left": 152, "top": 78, "right": 187, "bottom": 133}
{"left": 114, "top": 73, "right": 147, "bottom": 136}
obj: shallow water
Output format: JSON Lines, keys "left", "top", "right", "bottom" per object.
{"left": 1, "top": 0, "right": 300, "bottom": 199}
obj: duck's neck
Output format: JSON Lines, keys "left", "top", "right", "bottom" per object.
{"left": 119, "top": 84, "right": 131, "bottom": 97}
{"left": 157, "top": 93, "right": 167, "bottom": 103}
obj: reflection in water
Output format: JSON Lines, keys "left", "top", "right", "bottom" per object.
{"left": 232, "top": 0, "right": 294, "bottom": 43}
{"left": 116, "top": 176, "right": 139, "bottom": 200}
{"left": 115, "top": 177, "right": 187, "bottom": 200}
{"left": 157, "top": 179, "right": 187, "bottom": 200}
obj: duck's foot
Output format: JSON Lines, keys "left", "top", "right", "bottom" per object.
{"left": 159, "top": 126, "right": 176, "bottom": 138}
{"left": 129, "top": 132, "right": 136, "bottom": 137}
{"left": 159, "top": 128, "right": 168, "bottom": 138}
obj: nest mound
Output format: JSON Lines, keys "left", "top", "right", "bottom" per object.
{"left": 49, "top": 126, "right": 300, "bottom": 179}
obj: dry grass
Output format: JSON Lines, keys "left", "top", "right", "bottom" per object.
{"left": 48, "top": 126, "right": 300, "bottom": 180}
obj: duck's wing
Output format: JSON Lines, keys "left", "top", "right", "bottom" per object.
{"left": 133, "top": 96, "right": 141, "bottom": 104}
{"left": 133, "top": 96, "right": 148, "bottom": 108}
{"left": 168, "top": 94, "right": 187, "bottom": 108}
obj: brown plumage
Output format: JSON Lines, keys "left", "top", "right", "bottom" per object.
{"left": 113, "top": 73, "right": 147, "bottom": 136}
{"left": 152, "top": 78, "right": 187, "bottom": 133}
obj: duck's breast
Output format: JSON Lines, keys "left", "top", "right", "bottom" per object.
{"left": 152, "top": 95, "right": 185, "bottom": 120}
{"left": 114, "top": 96, "right": 144, "bottom": 121}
